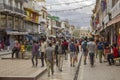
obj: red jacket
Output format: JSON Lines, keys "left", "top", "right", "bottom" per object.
{"left": 113, "top": 47, "right": 119, "bottom": 58}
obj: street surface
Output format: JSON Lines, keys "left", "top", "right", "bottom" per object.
{"left": 78, "top": 56, "right": 120, "bottom": 80}
{"left": 37, "top": 53, "right": 81, "bottom": 80}
{"left": 0, "top": 53, "right": 46, "bottom": 77}
{"left": 0, "top": 51, "right": 120, "bottom": 80}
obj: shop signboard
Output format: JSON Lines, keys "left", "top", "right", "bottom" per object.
{"left": 117, "top": 34, "right": 120, "bottom": 46}
{"left": 111, "top": 0, "right": 120, "bottom": 18}
{"left": 103, "top": 15, "right": 109, "bottom": 24}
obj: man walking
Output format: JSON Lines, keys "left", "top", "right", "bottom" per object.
{"left": 40, "top": 39, "right": 47, "bottom": 67}
{"left": 58, "top": 41, "right": 64, "bottom": 71}
{"left": 81, "top": 37, "right": 88, "bottom": 65}
{"left": 31, "top": 41, "right": 39, "bottom": 67}
{"left": 87, "top": 38, "right": 96, "bottom": 67}
{"left": 69, "top": 41, "right": 76, "bottom": 67}
{"left": 97, "top": 38, "right": 104, "bottom": 63}
{"left": 45, "top": 43, "right": 54, "bottom": 77}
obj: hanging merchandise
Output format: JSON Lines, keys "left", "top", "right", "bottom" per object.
{"left": 101, "top": 0, "right": 107, "bottom": 12}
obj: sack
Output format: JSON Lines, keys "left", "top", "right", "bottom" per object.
{"left": 82, "top": 41, "right": 87, "bottom": 51}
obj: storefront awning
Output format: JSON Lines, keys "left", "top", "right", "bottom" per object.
{"left": 107, "top": 15, "right": 120, "bottom": 27}
{"left": 7, "top": 31, "right": 28, "bottom": 35}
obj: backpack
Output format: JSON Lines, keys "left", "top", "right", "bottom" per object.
{"left": 82, "top": 41, "right": 87, "bottom": 52}
{"left": 97, "top": 42, "right": 103, "bottom": 50}
{"left": 70, "top": 43, "right": 76, "bottom": 52}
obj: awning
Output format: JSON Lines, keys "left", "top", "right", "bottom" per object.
{"left": 47, "top": 35, "right": 56, "bottom": 38}
{"left": 107, "top": 15, "right": 120, "bottom": 27}
{"left": 7, "top": 31, "right": 28, "bottom": 35}
{"left": 26, "top": 35, "right": 33, "bottom": 40}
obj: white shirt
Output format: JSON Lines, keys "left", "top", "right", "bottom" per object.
{"left": 41, "top": 42, "right": 47, "bottom": 52}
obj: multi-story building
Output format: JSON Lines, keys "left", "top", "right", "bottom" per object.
{"left": 24, "top": 0, "right": 40, "bottom": 41}
{"left": 91, "top": 0, "right": 120, "bottom": 45}
{"left": 0, "top": 0, "right": 28, "bottom": 43}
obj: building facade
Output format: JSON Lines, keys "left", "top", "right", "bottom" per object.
{"left": 0, "top": 0, "right": 28, "bottom": 43}
{"left": 91, "top": 0, "right": 120, "bottom": 45}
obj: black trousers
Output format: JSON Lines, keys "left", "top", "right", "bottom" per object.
{"left": 56, "top": 54, "right": 58, "bottom": 66}
{"left": 41, "top": 52, "right": 44, "bottom": 66}
{"left": 107, "top": 54, "right": 114, "bottom": 65}
{"left": 31, "top": 55, "right": 38, "bottom": 66}
{"left": 12, "top": 50, "right": 19, "bottom": 59}
{"left": 89, "top": 53, "right": 95, "bottom": 66}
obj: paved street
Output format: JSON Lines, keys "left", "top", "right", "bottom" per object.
{"left": 37, "top": 53, "right": 81, "bottom": 80}
{"left": 0, "top": 54, "right": 46, "bottom": 78}
{"left": 0, "top": 51, "right": 11, "bottom": 56}
{"left": 78, "top": 56, "right": 120, "bottom": 80}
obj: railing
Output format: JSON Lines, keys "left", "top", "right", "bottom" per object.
{"left": 0, "top": 3, "right": 26, "bottom": 15}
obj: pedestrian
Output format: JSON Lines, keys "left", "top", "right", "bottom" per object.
{"left": 11, "top": 40, "right": 20, "bottom": 59}
{"left": 63, "top": 40, "right": 68, "bottom": 60}
{"left": 106, "top": 45, "right": 114, "bottom": 66}
{"left": 75, "top": 41, "right": 79, "bottom": 62}
{"left": 97, "top": 38, "right": 104, "bottom": 63}
{"left": 69, "top": 41, "right": 76, "bottom": 67}
{"left": 87, "top": 38, "right": 96, "bottom": 67}
{"left": 103, "top": 39, "right": 109, "bottom": 62}
{"left": 45, "top": 43, "right": 54, "bottom": 77}
{"left": 31, "top": 41, "right": 39, "bottom": 67}
{"left": 55, "top": 41, "right": 59, "bottom": 66}
{"left": 20, "top": 42, "right": 26, "bottom": 59}
{"left": 58, "top": 41, "right": 64, "bottom": 71}
{"left": 113, "top": 44, "right": 119, "bottom": 58}
{"left": 5, "top": 39, "right": 10, "bottom": 51}
{"left": 40, "top": 39, "right": 47, "bottom": 67}
{"left": 81, "top": 37, "right": 88, "bottom": 65}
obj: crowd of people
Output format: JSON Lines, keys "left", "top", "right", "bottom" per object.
{"left": 7, "top": 36, "right": 120, "bottom": 77}
{"left": 10, "top": 37, "right": 80, "bottom": 77}
{"left": 81, "top": 37, "right": 120, "bottom": 67}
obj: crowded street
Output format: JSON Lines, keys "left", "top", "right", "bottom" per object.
{"left": 0, "top": 0, "right": 120, "bottom": 80}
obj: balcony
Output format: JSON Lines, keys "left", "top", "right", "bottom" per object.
{"left": 14, "top": 7, "right": 26, "bottom": 15}
{"left": 0, "top": 3, "right": 26, "bottom": 16}
{"left": 0, "top": 3, "right": 13, "bottom": 12}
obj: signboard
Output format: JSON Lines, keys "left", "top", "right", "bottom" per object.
{"left": 111, "top": 0, "right": 120, "bottom": 18}
{"left": 47, "top": 16, "right": 59, "bottom": 21}
{"left": 117, "top": 34, "right": 120, "bottom": 46}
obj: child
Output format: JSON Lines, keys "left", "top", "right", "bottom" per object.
{"left": 20, "top": 42, "right": 26, "bottom": 59}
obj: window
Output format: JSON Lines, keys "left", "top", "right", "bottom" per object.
{"left": 20, "top": 3, "right": 23, "bottom": 10}
{"left": 0, "top": 14, "right": 7, "bottom": 29}
{"left": 8, "top": 0, "right": 12, "bottom": 6}
{"left": 8, "top": 15, "right": 13, "bottom": 29}
{"left": 15, "top": 1, "right": 18, "bottom": 8}
{"left": 14, "top": 17, "right": 19, "bottom": 30}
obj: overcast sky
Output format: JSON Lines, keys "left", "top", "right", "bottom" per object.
{"left": 44, "top": 0, "right": 96, "bottom": 29}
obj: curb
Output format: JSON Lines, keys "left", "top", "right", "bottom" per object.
{"left": 0, "top": 68, "right": 47, "bottom": 80}
{"left": 0, "top": 53, "right": 10, "bottom": 56}
{"left": 73, "top": 53, "right": 82, "bottom": 80}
